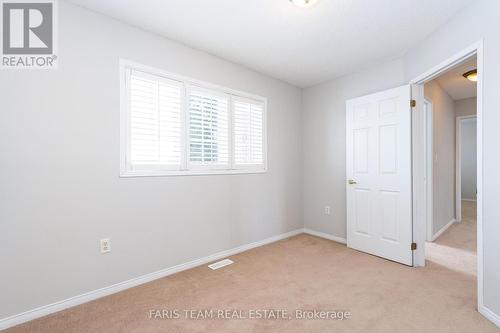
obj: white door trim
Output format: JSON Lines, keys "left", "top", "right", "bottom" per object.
{"left": 409, "top": 40, "right": 485, "bottom": 318}
{"left": 456, "top": 115, "right": 477, "bottom": 223}
{"left": 423, "top": 99, "right": 434, "bottom": 241}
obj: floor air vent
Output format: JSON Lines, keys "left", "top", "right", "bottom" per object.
{"left": 208, "top": 259, "right": 234, "bottom": 270}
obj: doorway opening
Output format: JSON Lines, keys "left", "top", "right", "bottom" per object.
{"left": 423, "top": 56, "right": 477, "bottom": 277}
{"left": 410, "top": 41, "right": 484, "bottom": 315}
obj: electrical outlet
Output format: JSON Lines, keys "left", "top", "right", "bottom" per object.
{"left": 100, "top": 238, "right": 111, "bottom": 254}
{"left": 324, "top": 206, "right": 331, "bottom": 215}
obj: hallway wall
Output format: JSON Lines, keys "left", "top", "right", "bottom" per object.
{"left": 424, "top": 80, "right": 456, "bottom": 236}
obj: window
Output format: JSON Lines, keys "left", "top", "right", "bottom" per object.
{"left": 120, "top": 60, "right": 267, "bottom": 176}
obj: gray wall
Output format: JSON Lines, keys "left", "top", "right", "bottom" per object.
{"left": 455, "top": 97, "right": 477, "bottom": 117}
{"left": 460, "top": 119, "right": 477, "bottom": 200}
{"left": 424, "top": 80, "right": 456, "bottom": 235}
{"left": 0, "top": 2, "right": 303, "bottom": 319}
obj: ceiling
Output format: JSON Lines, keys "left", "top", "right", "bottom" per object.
{"left": 436, "top": 58, "right": 477, "bottom": 100}
{"left": 69, "top": 0, "right": 474, "bottom": 87}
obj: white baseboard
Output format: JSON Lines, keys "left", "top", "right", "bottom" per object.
{"left": 479, "top": 305, "right": 500, "bottom": 328}
{"left": 431, "top": 219, "right": 456, "bottom": 242}
{"left": 462, "top": 198, "right": 477, "bottom": 202}
{"left": 303, "top": 228, "right": 347, "bottom": 244}
{"left": 0, "top": 228, "right": 303, "bottom": 330}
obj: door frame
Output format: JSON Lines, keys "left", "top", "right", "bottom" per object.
{"left": 456, "top": 115, "right": 477, "bottom": 222}
{"left": 409, "top": 39, "right": 484, "bottom": 310}
{"left": 423, "top": 99, "right": 434, "bottom": 241}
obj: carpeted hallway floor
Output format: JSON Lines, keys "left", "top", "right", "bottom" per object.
{"left": 5, "top": 201, "right": 498, "bottom": 332}
{"left": 425, "top": 200, "right": 477, "bottom": 276}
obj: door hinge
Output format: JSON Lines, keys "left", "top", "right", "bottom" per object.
{"left": 411, "top": 242, "right": 417, "bottom": 251}
{"left": 410, "top": 99, "right": 416, "bottom": 108}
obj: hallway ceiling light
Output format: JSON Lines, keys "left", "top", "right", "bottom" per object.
{"left": 290, "top": 0, "right": 319, "bottom": 8}
{"left": 463, "top": 69, "right": 477, "bottom": 82}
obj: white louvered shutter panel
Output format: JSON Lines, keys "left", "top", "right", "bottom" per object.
{"left": 233, "top": 97, "right": 265, "bottom": 167}
{"left": 128, "top": 70, "right": 183, "bottom": 169}
{"left": 187, "top": 87, "right": 229, "bottom": 167}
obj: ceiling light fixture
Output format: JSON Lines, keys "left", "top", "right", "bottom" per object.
{"left": 290, "top": 0, "right": 319, "bottom": 8}
{"left": 463, "top": 69, "right": 478, "bottom": 82}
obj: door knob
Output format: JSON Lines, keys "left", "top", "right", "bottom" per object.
{"left": 348, "top": 179, "right": 357, "bottom": 185}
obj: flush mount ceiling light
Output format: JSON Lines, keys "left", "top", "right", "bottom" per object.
{"left": 290, "top": 0, "right": 319, "bottom": 8}
{"left": 463, "top": 69, "right": 478, "bottom": 82}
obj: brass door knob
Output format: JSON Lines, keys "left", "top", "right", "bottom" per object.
{"left": 348, "top": 179, "right": 357, "bottom": 185}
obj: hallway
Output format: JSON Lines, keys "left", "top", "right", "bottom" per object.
{"left": 426, "top": 201, "right": 477, "bottom": 276}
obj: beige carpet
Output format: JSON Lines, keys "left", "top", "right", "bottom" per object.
{"left": 425, "top": 200, "right": 477, "bottom": 276}
{"left": 5, "top": 203, "right": 499, "bottom": 332}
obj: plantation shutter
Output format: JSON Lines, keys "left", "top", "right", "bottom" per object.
{"left": 128, "top": 70, "right": 183, "bottom": 169}
{"left": 122, "top": 63, "right": 268, "bottom": 176}
{"left": 187, "top": 87, "right": 229, "bottom": 167}
{"left": 233, "top": 97, "right": 265, "bottom": 167}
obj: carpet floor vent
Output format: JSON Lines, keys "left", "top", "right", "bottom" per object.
{"left": 208, "top": 259, "right": 234, "bottom": 270}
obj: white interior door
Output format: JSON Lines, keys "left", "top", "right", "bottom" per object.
{"left": 346, "top": 85, "right": 413, "bottom": 266}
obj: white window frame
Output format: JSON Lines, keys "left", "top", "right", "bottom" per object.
{"left": 120, "top": 59, "right": 268, "bottom": 177}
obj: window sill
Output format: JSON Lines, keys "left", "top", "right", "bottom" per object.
{"left": 119, "top": 168, "right": 268, "bottom": 178}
